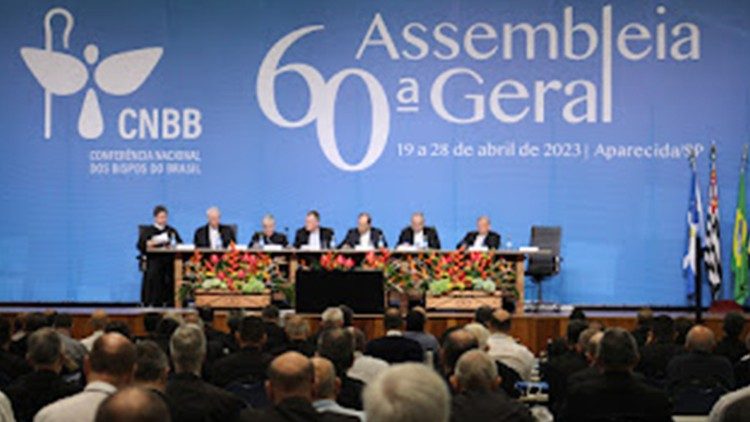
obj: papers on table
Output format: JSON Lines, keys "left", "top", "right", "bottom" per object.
{"left": 518, "top": 246, "right": 540, "bottom": 252}
{"left": 150, "top": 232, "right": 170, "bottom": 245}
{"left": 175, "top": 244, "right": 194, "bottom": 251}
{"left": 262, "top": 244, "right": 283, "bottom": 251}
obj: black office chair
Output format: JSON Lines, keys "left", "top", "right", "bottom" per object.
{"left": 137, "top": 225, "right": 151, "bottom": 272}
{"left": 525, "top": 226, "right": 562, "bottom": 312}
{"left": 228, "top": 224, "right": 238, "bottom": 244}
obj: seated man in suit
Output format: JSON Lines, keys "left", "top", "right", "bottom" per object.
{"left": 193, "top": 206, "right": 236, "bottom": 249}
{"left": 250, "top": 214, "right": 289, "bottom": 248}
{"left": 456, "top": 215, "right": 501, "bottom": 250}
{"left": 397, "top": 212, "right": 440, "bottom": 249}
{"left": 365, "top": 308, "right": 423, "bottom": 364}
{"left": 294, "top": 210, "right": 335, "bottom": 250}
{"left": 339, "top": 212, "right": 387, "bottom": 249}
{"left": 562, "top": 328, "right": 672, "bottom": 421}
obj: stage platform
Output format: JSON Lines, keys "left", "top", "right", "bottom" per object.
{"left": 0, "top": 306, "right": 733, "bottom": 354}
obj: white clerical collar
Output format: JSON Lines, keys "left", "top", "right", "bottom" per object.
{"left": 154, "top": 223, "right": 166, "bottom": 231}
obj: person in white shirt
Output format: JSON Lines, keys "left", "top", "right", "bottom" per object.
{"left": 293, "top": 210, "right": 334, "bottom": 249}
{"left": 193, "top": 206, "right": 236, "bottom": 249}
{"left": 397, "top": 212, "right": 441, "bottom": 249}
{"left": 456, "top": 216, "right": 501, "bottom": 250}
{"left": 35, "top": 332, "right": 137, "bottom": 422}
{"left": 80, "top": 310, "right": 108, "bottom": 352}
{"left": 312, "top": 357, "right": 365, "bottom": 420}
{"left": 347, "top": 327, "right": 388, "bottom": 385}
{"left": 339, "top": 212, "right": 388, "bottom": 249}
{"left": 485, "top": 309, "right": 535, "bottom": 380}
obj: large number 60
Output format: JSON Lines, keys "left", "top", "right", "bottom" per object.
{"left": 257, "top": 26, "right": 390, "bottom": 172}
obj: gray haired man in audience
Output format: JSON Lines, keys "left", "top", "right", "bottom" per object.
{"left": 165, "top": 323, "right": 244, "bottom": 422}
{"left": 363, "top": 363, "right": 450, "bottom": 422}
{"left": 94, "top": 386, "right": 171, "bottom": 422}
{"left": 35, "top": 332, "right": 137, "bottom": 422}
{"left": 449, "top": 350, "right": 532, "bottom": 422}
{"left": 133, "top": 340, "right": 169, "bottom": 394}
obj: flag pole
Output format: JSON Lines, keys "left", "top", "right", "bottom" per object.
{"left": 688, "top": 148, "right": 704, "bottom": 322}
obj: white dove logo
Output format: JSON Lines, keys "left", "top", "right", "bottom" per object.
{"left": 20, "top": 7, "right": 163, "bottom": 140}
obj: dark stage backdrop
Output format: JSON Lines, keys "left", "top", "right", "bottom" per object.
{"left": 0, "top": 0, "right": 748, "bottom": 305}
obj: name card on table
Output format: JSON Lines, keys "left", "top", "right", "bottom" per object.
{"left": 263, "top": 244, "right": 283, "bottom": 251}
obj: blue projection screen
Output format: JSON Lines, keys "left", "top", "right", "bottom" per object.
{"left": 0, "top": 0, "right": 748, "bottom": 305}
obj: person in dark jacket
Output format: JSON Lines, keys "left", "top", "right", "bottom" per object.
{"left": 193, "top": 206, "right": 236, "bottom": 249}
{"left": 562, "top": 328, "right": 672, "bottom": 422}
{"left": 166, "top": 324, "right": 245, "bottom": 422}
{"left": 317, "top": 328, "right": 364, "bottom": 411}
{"left": 262, "top": 305, "right": 288, "bottom": 355}
{"left": 5, "top": 328, "right": 80, "bottom": 422}
{"left": 211, "top": 316, "right": 272, "bottom": 387}
{"left": 365, "top": 308, "right": 423, "bottom": 364}
{"left": 397, "top": 212, "right": 441, "bottom": 249}
{"left": 456, "top": 216, "right": 501, "bottom": 249}
{"left": 449, "top": 350, "right": 532, "bottom": 422}
{"left": 637, "top": 315, "right": 684, "bottom": 385}
{"left": 716, "top": 312, "right": 747, "bottom": 365}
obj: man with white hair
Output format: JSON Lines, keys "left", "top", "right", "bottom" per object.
{"left": 320, "top": 307, "right": 344, "bottom": 332}
{"left": 456, "top": 215, "right": 501, "bottom": 249}
{"left": 250, "top": 214, "right": 289, "bottom": 248}
{"left": 193, "top": 206, "right": 236, "bottom": 249}
{"left": 363, "top": 363, "right": 450, "bottom": 422}
{"left": 165, "top": 324, "right": 244, "bottom": 422}
{"left": 449, "top": 350, "right": 532, "bottom": 422}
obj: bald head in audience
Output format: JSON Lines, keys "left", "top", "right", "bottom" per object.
{"left": 311, "top": 357, "right": 339, "bottom": 400}
{"left": 266, "top": 352, "right": 315, "bottom": 404}
{"left": 87, "top": 332, "right": 137, "bottom": 388}
{"left": 95, "top": 387, "right": 170, "bottom": 422}
{"left": 450, "top": 349, "right": 500, "bottom": 393}
{"left": 442, "top": 328, "right": 479, "bottom": 376}
{"left": 685, "top": 325, "right": 716, "bottom": 353}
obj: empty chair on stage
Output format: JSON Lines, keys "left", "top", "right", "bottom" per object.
{"left": 339, "top": 212, "right": 387, "bottom": 250}
{"left": 249, "top": 214, "right": 288, "bottom": 249}
{"left": 193, "top": 206, "right": 236, "bottom": 249}
{"left": 293, "top": 210, "right": 335, "bottom": 250}
{"left": 397, "top": 212, "right": 441, "bottom": 250}
{"left": 456, "top": 215, "right": 501, "bottom": 250}
{"left": 137, "top": 205, "right": 182, "bottom": 307}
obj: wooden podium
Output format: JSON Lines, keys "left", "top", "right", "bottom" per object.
{"left": 147, "top": 247, "right": 535, "bottom": 313}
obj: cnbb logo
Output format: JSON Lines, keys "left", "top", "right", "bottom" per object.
{"left": 20, "top": 7, "right": 202, "bottom": 140}
{"left": 257, "top": 26, "right": 390, "bottom": 172}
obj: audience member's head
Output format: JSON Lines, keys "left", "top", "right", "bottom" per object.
{"left": 237, "top": 316, "right": 267, "bottom": 348}
{"left": 723, "top": 312, "right": 746, "bottom": 341}
{"left": 685, "top": 325, "right": 716, "bottom": 353}
{"left": 320, "top": 307, "right": 344, "bottom": 330}
{"left": 364, "top": 363, "right": 450, "bottom": 422}
{"left": 383, "top": 307, "right": 404, "bottom": 331}
{"left": 27, "top": 327, "right": 64, "bottom": 372}
{"left": 182, "top": 312, "right": 202, "bottom": 328}
{"left": 90, "top": 310, "right": 109, "bottom": 332}
{"left": 463, "top": 323, "right": 490, "bottom": 351}
{"left": 26, "top": 312, "right": 50, "bottom": 333}
{"left": 577, "top": 327, "right": 602, "bottom": 355}
{"left": 266, "top": 352, "right": 314, "bottom": 404}
{"left": 585, "top": 331, "right": 604, "bottom": 364}
{"left": 474, "top": 306, "right": 494, "bottom": 327}
{"left": 95, "top": 387, "right": 170, "bottom": 422}
{"left": 650, "top": 315, "right": 675, "bottom": 343}
{"left": 311, "top": 356, "right": 339, "bottom": 400}
{"left": 674, "top": 317, "right": 694, "bottom": 345}
{"left": 567, "top": 320, "right": 589, "bottom": 346}
{"left": 0, "top": 317, "right": 11, "bottom": 348}
{"left": 169, "top": 324, "right": 206, "bottom": 376}
{"left": 285, "top": 315, "right": 310, "bottom": 341}
{"left": 317, "top": 328, "right": 354, "bottom": 375}
{"left": 52, "top": 313, "right": 74, "bottom": 333}
{"left": 405, "top": 309, "right": 425, "bottom": 333}
{"left": 262, "top": 305, "right": 280, "bottom": 324}
{"left": 450, "top": 349, "right": 500, "bottom": 393}
{"left": 488, "top": 309, "right": 512, "bottom": 333}
{"left": 155, "top": 317, "right": 180, "bottom": 340}
{"left": 227, "top": 310, "right": 244, "bottom": 335}
{"left": 339, "top": 305, "right": 354, "bottom": 327}
{"left": 134, "top": 340, "right": 169, "bottom": 391}
{"left": 442, "top": 328, "right": 479, "bottom": 376}
{"left": 569, "top": 307, "right": 587, "bottom": 321}
{"left": 105, "top": 321, "right": 132, "bottom": 340}
{"left": 143, "top": 312, "right": 161, "bottom": 335}
{"left": 197, "top": 307, "right": 214, "bottom": 325}
{"left": 596, "top": 328, "right": 638, "bottom": 372}
{"left": 87, "top": 332, "right": 137, "bottom": 388}
{"left": 348, "top": 327, "right": 367, "bottom": 353}
{"left": 636, "top": 308, "right": 654, "bottom": 328}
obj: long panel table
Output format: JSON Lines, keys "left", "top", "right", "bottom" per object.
{"left": 147, "top": 247, "right": 545, "bottom": 312}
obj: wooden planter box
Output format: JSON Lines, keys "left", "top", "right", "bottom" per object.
{"left": 194, "top": 290, "right": 271, "bottom": 309}
{"left": 425, "top": 291, "right": 502, "bottom": 311}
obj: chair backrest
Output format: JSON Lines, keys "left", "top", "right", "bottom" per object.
{"left": 526, "top": 226, "right": 562, "bottom": 279}
{"left": 228, "top": 224, "right": 238, "bottom": 241}
{"left": 138, "top": 225, "right": 150, "bottom": 240}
